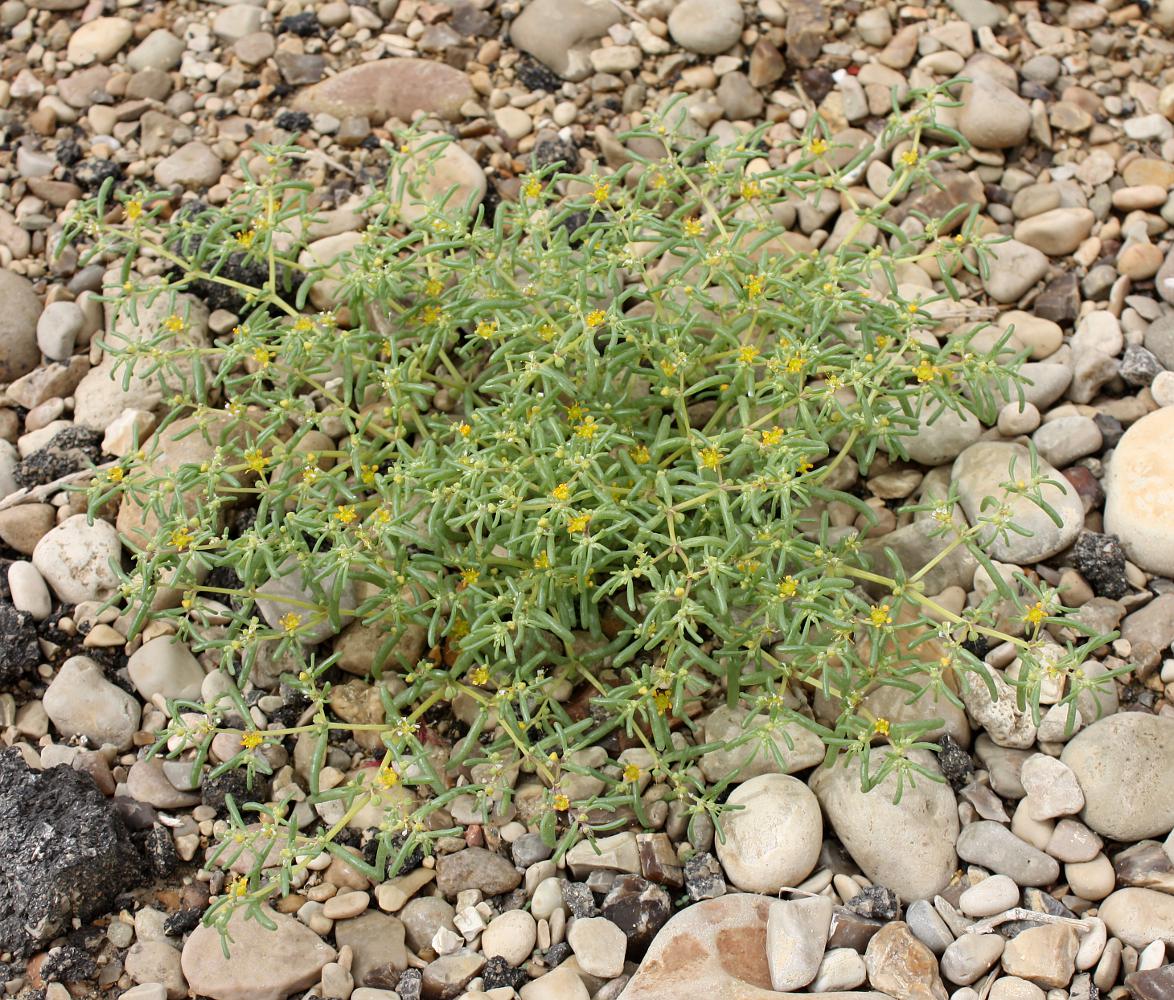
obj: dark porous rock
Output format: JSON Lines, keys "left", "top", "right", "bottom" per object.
{"left": 0, "top": 749, "right": 144, "bottom": 957}
{"left": 143, "top": 825, "right": 178, "bottom": 878}
{"left": 482, "top": 955, "right": 528, "bottom": 991}
{"left": 543, "top": 941, "right": 572, "bottom": 967}
{"left": 602, "top": 875, "right": 672, "bottom": 958}
{"left": 40, "top": 945, "right": 97, "bottom": 983}
{"left": 201, "top": 768, "right": 271, "bottom": 813}
{"left": 72, "top": 158, "right": 122, "bottom": 191}
{"left": 938, "top": 734, "right": 975, "bottom": 790}
{"left": 435, "top": 847, "right": 521, "bottom": 898}
{"left": 529, "top": 131, "right": 578, "bottom": 171}
{"left": 1125, "top": 963, "right": 1174, "bottom": 1000}
{"left": 163, "top": 907, "right": 202, "bottom": 937}
{"left": 1120, "top": 345, "right": 1164, "bottom": 387}
{"left": 14, "top": 426, "right": 102, "bottom": 489}
{"left": 279, "top": 11, "right": 319, "bottom": 35}
{"left": 684, "top": 851, "right": 726, "bottom": 901}
{"left": 1071, "top": 531, "right": 1129, "bottom": 600}
{"left": 0, "top": 602, "right": 41, "bottom": 684}
{"left": 847, "top": 885, "right": 902, "bottom": 922}
{"left": 514, "top": 56, "right": 561, "bottom": 93}
{"left": 395, "top": 968, "right": 422, "bottom": 1000}
{"left": 560, "top": 879, "right": 597, "bottom": 918}
{"left": 275, "top": 111, "right": 313, "bottom": 133}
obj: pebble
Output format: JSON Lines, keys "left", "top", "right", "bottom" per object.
{"left": 1101, "top": 885, "right": 1174, "bottom": 947}
{"left": 31, "top": 513, "right": 122, "bottom": 604}
{"left": 907, "top": 899, "right": 955, "bottom": 955}
{"left": 322, "top": 891, "right": 370, "bottom": 920}
{"left": 956, "top": 821, "right": 1061, "bottom": 886}
{"left": 940, "top": 933, "right": 1006, "bottom": 985}
{"left": 959, "top": 874, "right": 1020, "bottom": 917}
{"left": 810, "top": 749, "right": 959, "bottom": 902}
{"left": 436, "top": 847, "right": 521, "bottom": 898}
{"left": 1019, "top": 755, "right": 1085, "bottom": 820}
{"left": 565, "top": 916, "right": 626, "bottom": 977}
{"left": 292, "top": 58, "right": 473, "bottom": 122}
{"left": 1014, "top": 209, "right": 1096, "bottom": 257}
{"left": 481, "top": 909, "right": 536, "bottom": 967}
{"left": 127, "top": 636, "right": 205, "bottom": 702}
{"left": 66, "top": 16, "right": 133, "bottom": 64}
{"left": 518, "top": 966, "right": 589, "bottom": 1000}
{"left": 7, "top": 560, "right": 50, "bottom": 620}
{"left": 43, "top": 655, "right": 140, "bottom": 750}
{"left": 154, "top": 141, "right": 222, "bottom": 189}
{"left": 667, "top": 0, "right": 743, "bottom": 54}
{"left": 1104, "top": 406, "right": 1174, "bottom": 576}
{"left": 811, "top": 948, "right": 869, "bottom": 991}
{"left": 864, "top": 921, "right": 948, "bottom": 1000}
{"left": 35, "top": 301, "right": 83, "bottom": 362}
{"left": 1061, "top": 713, "right": 1174, "bottom": 840}
{"left": 181, "top": 907, "right": 337, "bottom": 1000}
{"left": 983, "top": 240, "right": 1050, "bottom": 303}
{"left": 1000, "top": 924, "right": 1080, "bottom": 988}
{"left": 959, "top": 76, "right": 1031, "bottom": 149}
{"left": 0, "top": 269, "right": 43, "bottom": 383}
{"left": 766, "top": 894, "right": 833, "bottom": 990}
{"left": 712, "top": 773, "right": 822, "bottom": 893}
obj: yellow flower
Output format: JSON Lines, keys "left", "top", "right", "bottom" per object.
{"left": 461, "top": 567, "right": 480, "bottom": 587}
{"left": 457, "top": 423, "right": 472, "bottom": 437}
{"left": 302, "top": 465, "right": 319, "bottom": 484}
{"left": 592, "top": 182, "right": 610, "bottom": 204}
{"left": 913, "top": 359, "right": 938, "bottom": 383}
{"left": 170, "top": 527, "right": 195, "bottom": 551}
{"left": 228, "top": 876, "right": 249, "bottom": 898}
{"left": 469, "top": 665, "right": 490, "bottom": 685}
{"left": 106, "top": 466, "right": 125, "bottom": 483}
{"left": 422, "top": 304, "right": 444, "bottom": 325}
{"left": 868, "top": 604, "right": 892, "bottom": 627}
{"left": 279, "top": 612, "right": 301, "bottom": 634}
{"left": 808, "top": 137, "right": 828, "bottom": 156}
{"left": 125, "top": 199, "right": 143, "bottom": 222}
{"left": 538, "top": 322, "right": 557, "bottom": 342}
{"left": 553, "top": 792, "right": 570, "bottom": 811}
{"left": 630, "top": 444, "right": 651, "bottom": 464}
{"left": 585, "top": 309, "right": 606, "bottom": 328}
{"left": 252, "top": 346, "right": 273, "bottom": 368}
{"left": 575, "top": 416, "right": 599, "bottom": 440}
{"left": 699, "top": 447, "right": 723, "bottom": 470}
{"left": 740, "top": 179, "right": 762, "bottom": 200}
{"left": 373, "top": 507, "right": 391, "bottom": 524}
{"left": 533, "top": 552, "right": 551, "bottom": 570}
{"left": 683, "top": 217, "right": 704, "bottom": 237}
{"left": 566, "top": 403, "right": 586, "bottom": 422}
{"left": 163, "top": 314, "right": 185, "bottom": 333}
{"left": 906, "top": 301, "right": 919, "bottom": 314}
{"left": 786, "top": 354, "right": 806, "bottom": 374}
{"left": 567, "top": 512, "right": 591, "bottom": 534}
{"left": 899, "top": 148, "right": 919, "bottom": 167}
{"left": 653, "top": 689, "right": 672, "bottom": 713}
{"left": 523, "top": 176, "right": 543, "bottom": 198}
{"left": 760, "top": 426, "right": 784, "bottom": 447}
{"left": 551, "top": 483, "right": 571, "bottom": 502}
{"left": 796, "top": 459, "right": 814, "bottom": 474}
{"left": 424, "top": 278, "right": 444, "bottom": 297}
{"left": 873, "top": 717, "right": 891, "bottom": 736}
{"left": 738, "top": 345, "right": 760, "bottom": 364}
{"left": 623, "top": 762, "right": 641, "bottom": 783}
{"left": 244, "top": 449, "right": 268, "bottom": 474}
{"left": 334, "top": 505, "right": 357, "bottom": 525}
{"left": 241, "top": 731, "right": 264, "bottom": 751}
{"left": 745, "top": 274, "right": 766, "bottom": 298}
{"left": 1024, "top": 602, "right": 1046, "bottom": 627}
{"left": 236, "top": 229, "right": 256, "bottom": 249}
{"left": 475, "top": 319, "right": 499, "bottom": 340}
{"left": 377, "top": 767, "right": 400, "bottom": 789}
{"left": 778, "top": 576, "right": 798, "bottom": 598}
{"left": 360, "top": 464, "right": 377, "bottom": 485}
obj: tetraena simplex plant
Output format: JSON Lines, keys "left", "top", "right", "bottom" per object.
{"left": 65, "top": 79, "right": 1115, "bottom": 942}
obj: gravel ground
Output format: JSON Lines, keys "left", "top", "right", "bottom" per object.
{"left": 3, "top": 1, "right": 1174, "bottom": 1000}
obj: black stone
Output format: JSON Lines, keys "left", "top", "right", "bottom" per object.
{"left": 937, "top": 734, "right": 975, "bottom": 791}
{"left": 201, "top": 768, "right": 272, "bottom": 812}
{"left": 684, "top": 851, "right": 727, "bottom": 901}
{"left": 482, "top": 955, "right": 528, "bottom": 991}
{"left": 274, "top": 111, "right": 313, "bottom": 133}
{"left": 543, "top": 941, "right": 572, "bottom": 966}
{"left": 1120, "top": 345, "right": 1164, "bottom": 387}
{"left": 395, "top": 968, "right": 422, "bottom": 1000}
{"left": 143, "top": 825, "right": 178, "bottom": 878}
{"left": 279, "top": 11, "right": 319, "bottom": 34}
{"left": 1034, "top": 273, "right": 1080, "bottom": 324}
{"left": 14, "top": 426, "right": 103, "bottom": 490}
{"left": 530, "top": 135, "right": 578, "bottom": 172}
{"left": 163, "top": 907, "right": 203, "bottom": 937}
{"left": 846, "top": 885, "right": 901, "bottom": 921}
{"left": 1071, "top": 531, "right": 1129, "bottom": 600}
{"left": 514, "top": 57, "right": 560, "bottom": 93}
{"left": 559, "top": 879, "right": 597, "bottom": 918}
{"left": 72, "top": 158, "right": 122, "bottom": 191}
{"left": 601, "top": 874, "right": 672, "bottom": 958}
{"left": 1094, "top": 413, "right": 1125, "bottom": 449}
{"left": 0, "top": 602, "right": 41, "bottom": 685}
{"left": 40, "top": 945, "right": 96, "bottom": 983}
{"left": 0, "top": 749, "right": 144, "bottom": 957}
{"left": 55, "top": 138, "right": 84, "bottom": 167}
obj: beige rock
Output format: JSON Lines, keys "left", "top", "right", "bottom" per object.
{"left": 1000, "top": 924, "right": 1079, "bottom": 989}
{"left": 865, "top": 922, "right": 948, "bottom": 1000}
{"left": 292, "top": 59, "right": 473, "bottom": 122}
